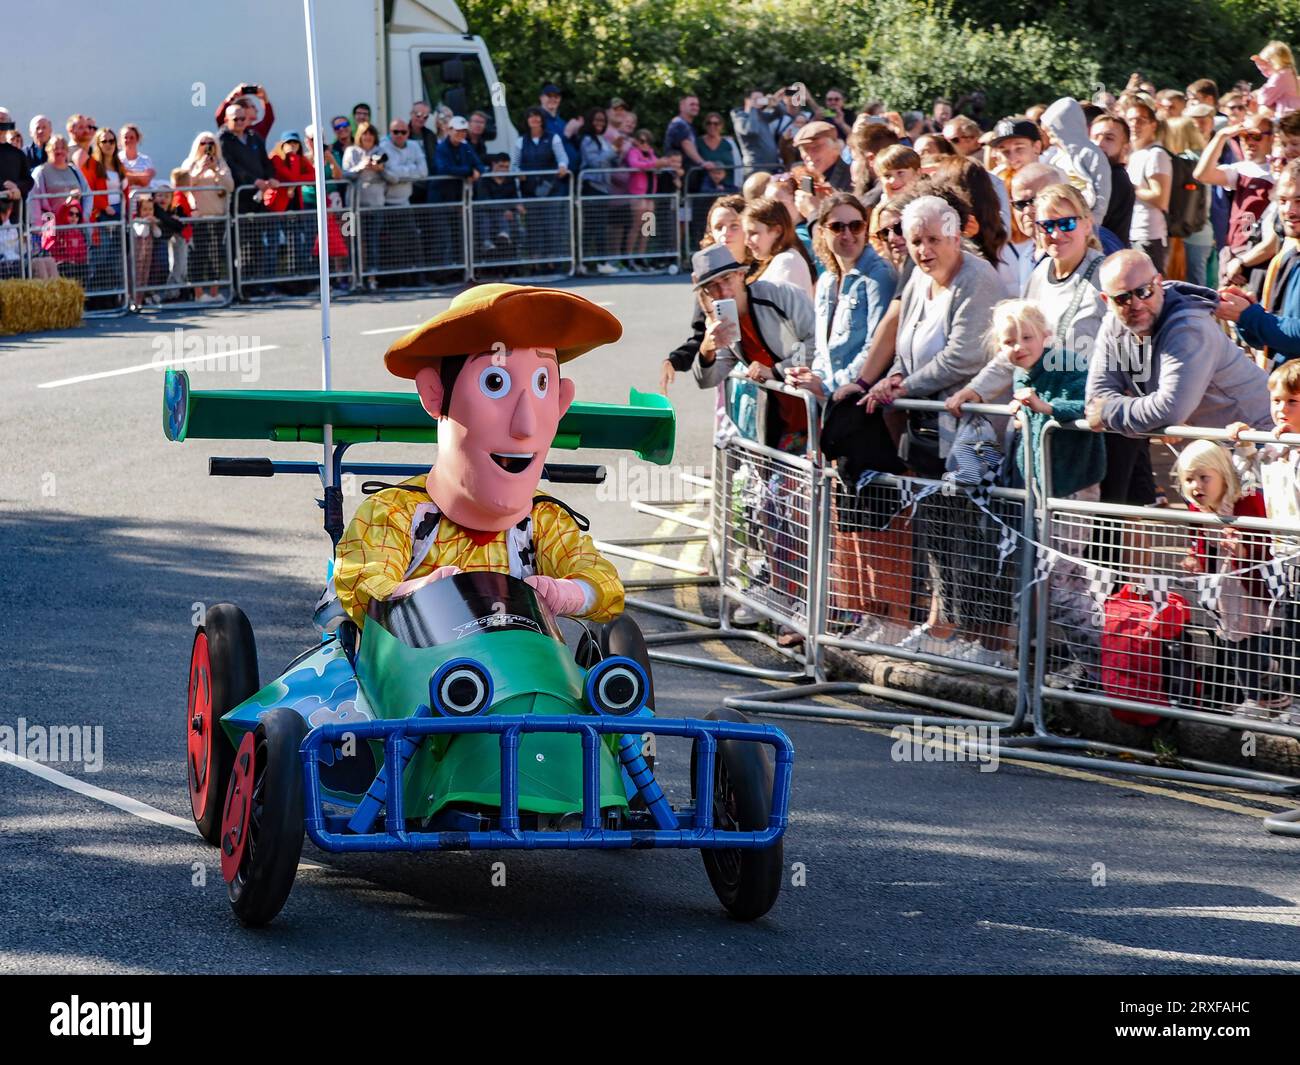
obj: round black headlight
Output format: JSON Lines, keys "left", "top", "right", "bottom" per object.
{"left": 430, "top": 659, "right": 493, "bottom": 717}
{"left": 585, "top": 656, "right": 649, "bottom": 716}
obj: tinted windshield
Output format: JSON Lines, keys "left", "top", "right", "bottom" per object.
{"left": 367, "top": 571, "right": 563, "bottom": 648}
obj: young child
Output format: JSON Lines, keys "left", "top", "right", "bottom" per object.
{"left": 1173, "top": 439, "right": 1288, "bottom": 718}
{"left": 1228, "top": 359, "right": 1300, "bottom": 721}
{"left": 474, "top": 153, "right": 525, "bottom": 256}
{"left": 129, "top": 192, "right": 162, "bottom": 305}
{"left": 994, "top": 299, "right": 1107, "bottom": 685}
{"left": 156, "top": 168, "right": 192, "bottom": 301}
{"left": 1253, "top": 41, "right": 1300, "bottom": 119}
{"left": 0, "top": 197, "right": 20, "bottom": 280}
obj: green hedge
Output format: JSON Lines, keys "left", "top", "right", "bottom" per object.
{"left": 461, "top": 0, "right": 1297, "bottom": 133}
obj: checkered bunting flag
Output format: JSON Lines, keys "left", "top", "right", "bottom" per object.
{"left": 1087, "top": 565, "right": 1114, "bottom": 623}
{"left": 1033, "top": 547, "right": 1057, "bottom": 586}
{"left": 1195, "top": 572, "right": 1222, "bottom": 617}
{"left": 1142, "top": 573, "right": 1173, "bottom": 613}
{"left": 1264, "top": 556, "right": 1289, "bottom": 604}
{"left": 997, "top": 522, "right": 1018, "bottom": 568}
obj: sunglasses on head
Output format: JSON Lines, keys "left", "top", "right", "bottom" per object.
{"left": 1035, "top": 215, "right": 1079, "bottom": 235}
{"left": 1011, "top": 197, "right": 1035, "bottom": 211}
{"left": 1109, "top": 281, "right": 1157, "bottom": 306}
{"left": 826, "top": 219, "right": 866, "bottom": 235}
{"left": 875, "top": 221, "right": 903, "bottom": 240}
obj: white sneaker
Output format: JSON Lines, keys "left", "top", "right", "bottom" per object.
{"left": 595, "top": 261, "right": 619, "bottom": 275}
{"left": 898, "top": 623, "right": 936, "bottom": 651}
{"left": 731, "top": 604, "right": 761, "bottom": 626}
{"left": 1234, "top": 699, "right": 1271, "bottom": 720}
{"left": 955, "top": 639, "right": 1004, "bottom": 668}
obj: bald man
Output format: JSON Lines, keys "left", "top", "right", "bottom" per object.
{"left": 1085, "top": 249, "right": 1271, "bottom": 438}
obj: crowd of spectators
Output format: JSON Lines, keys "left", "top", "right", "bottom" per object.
{"left": 662, "top": 42, "right": 1300, "bottom": 708}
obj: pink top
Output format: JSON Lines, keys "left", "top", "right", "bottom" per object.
{"left": 1254, "top": 61, "right": 1300, "bottom": 118}
{"left": 626, "top": 145, "right": 658, "bottom": 196}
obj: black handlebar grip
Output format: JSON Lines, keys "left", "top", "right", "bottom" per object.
{"left": 209, "top": 457, "right": 275, "bottom": 477}
{"left": 541, "top": 463, "right": 607, "bottom": 484}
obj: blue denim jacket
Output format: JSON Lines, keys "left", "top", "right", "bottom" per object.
{"left": 812, "top": 245, "right": 896, "bottom": 390}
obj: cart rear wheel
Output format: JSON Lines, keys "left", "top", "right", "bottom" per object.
{"left": 692, "top": 707, "right": 783, "bottom": 921}
{"left": 187, "top": 604, "right": 259, "bottom": 845}
{"left": 221, "top": 708, "right": 307, "bottom": 927}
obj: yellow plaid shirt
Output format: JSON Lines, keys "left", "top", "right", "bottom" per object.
{"left": 333, "top": 476, "right": 623, "bottom": 627}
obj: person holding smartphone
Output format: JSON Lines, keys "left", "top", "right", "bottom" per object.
{"left": 213, "top": 83, "right": 275, "bottom": 141}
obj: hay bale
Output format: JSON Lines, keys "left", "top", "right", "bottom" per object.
{"left": 0, "top": 278, "right": 84, "bottom": 334}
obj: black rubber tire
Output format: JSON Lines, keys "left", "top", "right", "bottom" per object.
{"left": 692, "top": 707, "right": 783, "bottom": 921}
{"left": 226, "top": 708, "right": 307, "bottom": 927}
{"left": 188, "top": 604, "right": 259, "bottom": 845}
{"left": 575, "top": 613, "right": 655, "bottom": 710}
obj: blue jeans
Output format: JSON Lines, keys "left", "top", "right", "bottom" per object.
{"left": 1183, "top": 241, "right": 1213, "bottom": 288}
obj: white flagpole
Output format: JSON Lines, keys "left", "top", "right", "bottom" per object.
{"left": 302, "top": 0, "right": 334, "bottom": 492}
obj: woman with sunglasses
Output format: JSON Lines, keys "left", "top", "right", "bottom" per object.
{"left": 1195, "top": 112, "right": 1276, "bottom": 290}
{"left": 870, "top": 201, "right": 909, "bottom": 272}
{"left": 948, "top": 183, "right": 1105, "bottom": 416}
{"left": 1120, "top": 93, "right": 1172, "bottom": 272}
{"left": 697, "top": 112, "right": 739, "bottom": 188}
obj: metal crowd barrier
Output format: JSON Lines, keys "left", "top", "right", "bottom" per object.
{"left": 2, "top": 194, "right": 25, "bottom": 281}
{"left": 233, "top": 181, "right": 356, "bottom": 298}
{"left": 576, "top": 167, "right": 681, "bottom": 273}
{"left": 470, "top": 168, "right": 573, "bottom": 278}
{"left": 125, "top": 185, "right": 234, "bottom": 308}
{"left": 644, "top": 375, "right": 822, "bottom": 681}
{"left": 13, "top": 164, "right": 817, "bottom": 310}
{"left": 652, "top": 387, "right": 1300, "bottom": 811}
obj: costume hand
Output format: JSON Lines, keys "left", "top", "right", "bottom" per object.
{"left": 389, "top": 565, "right": 462, "bottom": 599}
{"left": 524, "top": 575, "right": 586, "bottom": 617}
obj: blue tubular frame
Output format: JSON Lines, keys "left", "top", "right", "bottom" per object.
{"left": 300, "top": 716, "right": 794, "bottom": 853}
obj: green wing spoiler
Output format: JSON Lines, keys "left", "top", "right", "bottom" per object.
{"left": 162, "top": 368, "right": 675, "bottom": 465}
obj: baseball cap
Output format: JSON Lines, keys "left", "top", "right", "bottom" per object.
{"left": 793, "top": 120, "right": 838, "bottom": 146}
{"left": 609, "top": 97, "right": 628, "bottom": 110}
{"left": 1185, "top": 102, "right": 1214, "bottom": 118}
{"left": 448, "top": 116, "right": 469, "bottom": 131}
{"left": 989, "top": 117, "right": 1042, "bottom": 145}
{"left": 540, "top": 83, "right": 562, "bottom": 96}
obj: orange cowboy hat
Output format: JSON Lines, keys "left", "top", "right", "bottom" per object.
{"left": 384, "top": 283, "right": 623, "bottom": 379}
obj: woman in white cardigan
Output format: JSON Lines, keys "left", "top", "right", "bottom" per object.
{"left": 741, "top": 196, "right": 817, "bottom": 303}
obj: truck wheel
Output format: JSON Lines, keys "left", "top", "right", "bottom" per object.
{"left": 221, "top": 708, "right": 306, "bottom": 927}
{"left": 187, "top": 604, "right": 259, "bottom": 845}
{"left": 692, "top": 707, "right": 783, "bottom": 921}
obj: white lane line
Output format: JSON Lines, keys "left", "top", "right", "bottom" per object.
{"left": 1, "top": 750, "right": 324, "bottom": 869}
{"left": 37, "top": 344, "right": 280, "bottom": 390}
{"left": 360, "top": 324, "right": 422, "bottom": 335}
{"left": 1, "top": 752, "right": 200, "bottom": 835}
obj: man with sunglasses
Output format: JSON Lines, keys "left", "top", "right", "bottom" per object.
{"left": 213, "top": 83, "right": 275, "bottom": 141}
{"left": 1086, "top": 249, "right": 1271, "bottom": 441}
{"left": 328, "top": 116, "right": 353, "bottom": 163}
{"left": 1195, "top": 113, "right": 1276, "bottom": 287}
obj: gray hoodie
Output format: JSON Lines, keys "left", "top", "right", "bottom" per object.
{"left": 1087, "top": 282, "right": 1272, "bottom": 436}
{"left": 1040, "top": 97, "right": 1112, "bottom": 227}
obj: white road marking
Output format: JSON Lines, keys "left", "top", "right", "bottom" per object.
{"left": 360, "top": 324, "right": 422, "bottom": 335}
{"left": 1, "top": 751, "right": 200, "bottom": 834}
{"left": 0, "top": 750, "right": 323, "bottom": 869}
{"left": 37, "top": 345, "right": 281, "bottom": 389}
{"left": 1072, "top": 905, "right": 1300, "bottom": 926}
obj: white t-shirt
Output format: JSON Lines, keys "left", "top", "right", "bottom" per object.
{"left": 105, "top": 169, "right": 122, "bottom": 208}
{"left": 762, "top": 248, "right": 815, "bottom": 303}
{"left": 1218, "top": 159, "right": 1272, "bottom": 185}
{"left": 123, "top": 152, "right": 154, "bottom": 178}
{"left": 1126, "top": 145, "right": 1171, "bottom": 242}
{"left": 898, "top": 283, "right": 953, "bottom": 373}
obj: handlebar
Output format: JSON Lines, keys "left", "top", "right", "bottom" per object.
{"left": 209, "top": 457, "right": 607, "bottom": 485}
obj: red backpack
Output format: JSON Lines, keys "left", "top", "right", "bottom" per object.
{"left": 1101, "top": 584, "right": 1190, "bottom": 725}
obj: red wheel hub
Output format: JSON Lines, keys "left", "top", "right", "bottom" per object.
{"left": 220, "top": 733, "right": 257, "bottom": 883}
{"left": 187, "top": 632, "right": 213, "bottom": 818}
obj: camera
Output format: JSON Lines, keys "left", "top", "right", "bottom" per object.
{"left": 0, "top": 121, "right": 14, "bottom": 132}
{"left": 240, "top": 84, "right": 260, "bottom": 96}
{"left": 372, "top": 153, "right": 388, "bottom": 164}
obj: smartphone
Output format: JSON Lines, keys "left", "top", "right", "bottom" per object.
{"left": 240, "top": 83, "right": 259, "bottom": 96}
{"left": 713, "top": 297, "right": 739, "bottom": 334}
{"left": 799, "top": 176, "right": 814, "bottom": 195}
